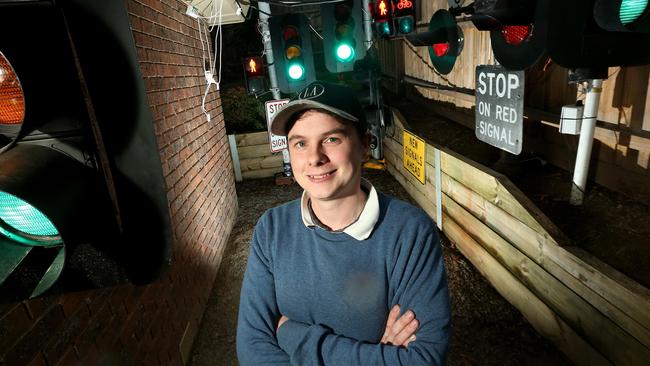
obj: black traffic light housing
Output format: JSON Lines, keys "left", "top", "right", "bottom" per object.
{"left": 243, "top": 55, "right": 266, "bottom": 95}
{"left": 372, "top": 0, "right": 395, "bottom": 38}
{"left": 0, "top": 0, "right": 172, "bottom": 300}
{"left": 269, "top": 13, "right": 316, "bottom": 94}
{"left": 321, "top": 0, "right": 368, "bottom": 73}
{"left": 393, "top": 0, "right": 416, "bottom": 35}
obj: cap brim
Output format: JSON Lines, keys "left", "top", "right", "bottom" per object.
{"left": 270, "top": 99, "right": 359, "bottom": 136}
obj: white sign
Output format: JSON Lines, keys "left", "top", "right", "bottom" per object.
{"left": 265, "top": 99, "right": 290, "bottom": 153}
{"left": 475, "top": 65, "right": 524, "bottom": 155}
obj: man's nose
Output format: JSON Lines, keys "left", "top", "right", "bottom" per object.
{"left": 307, "top": 144, "right": 328, "bottom": 166}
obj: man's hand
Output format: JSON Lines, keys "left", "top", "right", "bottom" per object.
{"left": 381, "top": 305, "right": 419, "bottom": 347}
{"left": 277, "top": 315, "right": 289, "bottom": 332}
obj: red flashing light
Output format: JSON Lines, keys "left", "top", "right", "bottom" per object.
{"left": 433, "top": 43, "right": 450, "bottom": 57}
{"left": 502, "top": 25, "right": 532, "bottom": 46}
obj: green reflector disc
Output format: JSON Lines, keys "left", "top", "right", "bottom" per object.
{"left": 0, "top": 192, "right": 59, "bottom": 237}
{"left": 336, "top": 44, "right": 354, "bottom": 62}
{"left": 620, "top": 0, "right": 649, "bottom": 24}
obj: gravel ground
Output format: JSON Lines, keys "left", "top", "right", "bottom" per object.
{"left": 189, "top": 169, "right": 569, "bottom": 366}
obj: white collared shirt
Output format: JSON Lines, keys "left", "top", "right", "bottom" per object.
{"left": 300, "top": 178, "right": 380, "bottom": 240}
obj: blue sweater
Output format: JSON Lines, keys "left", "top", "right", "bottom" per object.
{"left": 236, "top": 192, "right": 451, "bottom": 365}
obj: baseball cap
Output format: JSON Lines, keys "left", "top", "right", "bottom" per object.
{"left": 270, "top": 81, "right": 367, "bottom": 136}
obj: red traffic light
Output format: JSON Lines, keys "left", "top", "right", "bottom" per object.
{"left": 374, "top": 0, "right": 392, "bottom": 22}
{"left": 243, "top": 56, "right": 264, "bottom": 77}
{"left": 502, "top": 25, "right": 532, "bottom": 46}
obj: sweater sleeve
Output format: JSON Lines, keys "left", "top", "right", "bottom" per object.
{"left": 275, "top": 228, "right": 451, "bottom": 365}
{"left": 236, "top": 215, "right": 291, "bottom": 366}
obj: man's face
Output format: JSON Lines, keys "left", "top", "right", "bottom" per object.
{"left": 287, "top": 110, "right": 367, "bottom": 202}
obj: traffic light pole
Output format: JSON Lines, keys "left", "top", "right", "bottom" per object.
{"left": 258, "top": 2, "right": 292, "bottom": 177}
{"left": 570, "top": 78, "right": 603, "bottom": 206}
{"left": 258, "top": 2, "right": 280, "bottom": 101}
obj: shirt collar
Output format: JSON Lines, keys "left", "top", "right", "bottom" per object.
{"left": 300, "top": 178, "right": 379, "bottom": 240}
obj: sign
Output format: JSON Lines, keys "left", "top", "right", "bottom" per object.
{"left": 475, "top": 65, "right": 524, "bottom": 155}
{"left": 265, "top": 99, "right": 290, "bottom": 153}
{"left": 403, "top": 130, "right": 425, "bottom": 184}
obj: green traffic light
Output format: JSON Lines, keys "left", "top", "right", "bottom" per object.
{"left": 287, "top": 62, "right": 305, "bottom": 80}
{"left": 0, "top": 191, "right": 61, "bottom": 246}
{"left": 620, "top": 0, "right": 648, "bottom": 24}
{"left": 398, "top": 17, "right": 414, "bottom": 34}
{"left": 335, "top": 43, "right": 355, "bottom": 62}
{"left": 377, "top": 21, "right": 391, "bottom": 36}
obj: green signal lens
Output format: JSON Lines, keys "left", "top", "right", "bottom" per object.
{"left": 0, "top": 191, "right": 61, "bottom": 246}
{"left": 398, "top": 17, "right": 414, "bottom": 34}
{"left": 377, "top": 21, "right": 391, "bottom": 36}
{"left": 335, "top": 43, "right": 355, "bottom": 62}
{"left": 288, "top": 63, "right": 304, "bottom": 80}
{"left": 620, "top": 0, "right": 648, "bottom": 24}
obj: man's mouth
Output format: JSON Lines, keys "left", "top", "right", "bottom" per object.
{"left": 307, "top": 170, "right": 336, "bottom": 182}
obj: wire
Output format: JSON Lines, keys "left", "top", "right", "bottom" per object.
{"left": 402, "top": 39, "right": 462, "bottom": 89}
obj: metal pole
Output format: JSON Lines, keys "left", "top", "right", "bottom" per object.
{"left": 258, "top": 2, "right": 292, "bottom": 177}
{"left": 362, "top": 0, "right": 373, "bottom": 51}
{"left": 570, "top": 79, "right": 603, "bottom": 205}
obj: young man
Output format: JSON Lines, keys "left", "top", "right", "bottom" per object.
{"left": 236, "top": 81, "right": 450, "bottom": 365}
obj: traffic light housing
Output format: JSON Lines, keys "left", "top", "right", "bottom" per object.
{"left": 469, "top": 0, "right": 650, "bottom": 71}
{"left": 243, "top": 55, "right": 266, "bottom": 95}
{"left": 373, "top": 0, "right": 394, "bottom": 38}
{"left": 269, "top": 14, "right": 316, "bottom": 94}
{"left": 0, "top": 0, "right": 171, "bottom": 300}
{"left": 321, "top": 0, "right": 368, "bottom": 73}
{"left": 393, "top": 0, "right": 416, "bottom": 35}
{"left": 405, "top": 9, "right": 464, "bottom": 75}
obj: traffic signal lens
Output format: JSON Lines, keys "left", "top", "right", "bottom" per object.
{"left": 286, "top": 45, "right": 302, "bottom": 60}
{"left": 282, "top": 25, "right": 299, "bottom": 41}
{"left": 502, "top": 25, "right": 532, "bottom": 46}
{"left": 335, "top": 4, "right": 351, "bottom": 21}
{"left": 287, "top": 63, "right": 304, "bottom": 80}
{"left": 433, "top": 43, "right": 450, "bottom": 57}
{"left": 0, "top": 191, "right": 62, "bottom": 246}
{"left": 377, "top": 21, "right": 391, "bottom": 36}
{"left": 336, "top": 43, "right": 355, "bottom": 62}
{"left": 398, "top": 17, "right": 414, "bottom": 34}
{"left": 0, "top": 52, "right": 25, "bottom": 125}
{"left": 620, "top": 0, "right": 648, "bottom": 24}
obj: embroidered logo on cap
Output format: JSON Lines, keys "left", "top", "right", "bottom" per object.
{"left": 298, "top": 83, "right": 325, "bottom": 100}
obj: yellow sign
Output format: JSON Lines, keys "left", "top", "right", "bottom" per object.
{"left": 403, "top": 130, "right": 425, "bottom": 184}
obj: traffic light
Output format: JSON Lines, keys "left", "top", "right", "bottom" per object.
{"left": 470, "top": 0, "right": 549, "bottom": 71}
{"left": 393, "top": 0, "right": 416, "bottom": 35}
{"left": 405, "top": 9, "right": 464, "bottom": 75}
{"left": 321, "top": 0, "right": 368, "bottom": 73}
{"left": 243, "top": 55, "right": 266, "bottom": 95}
{"left": 468, "top": 0, "right": 650, "bottom": 71}
{"left": 0, "top": 0, "right": 171, "bottom": 300}
{"left": 269, "top": 14, "right": 316, "bottom": 94}
{"left": 373, "top": 0, "right": 394, "bottom": 38}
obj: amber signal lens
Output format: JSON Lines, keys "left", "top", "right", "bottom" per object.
{"left": 0, "top": 52, "right": 25, "bottom": 125}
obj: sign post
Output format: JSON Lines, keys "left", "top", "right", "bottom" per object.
{"left": 265, "top": 99, "right": 292, "bottom": 177}
{"left": 474, "top": 65, "right": 524, "bottom": 155}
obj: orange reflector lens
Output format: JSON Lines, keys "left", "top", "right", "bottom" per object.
{"left": 0, "top": 52, "right": 25, "bottom": 125}
{"left": 286, "top": 45, "right": 301, "bottom": 60}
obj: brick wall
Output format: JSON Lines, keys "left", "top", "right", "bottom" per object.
{"left": 0, "top": 0, "right": 238, "bottom": 364}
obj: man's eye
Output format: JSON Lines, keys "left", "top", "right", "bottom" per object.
{"left": 324, "top": 137, "right": 340, "bottom": 144}
{"left": 294, "top": 141, "right": 306, "bottom": 149}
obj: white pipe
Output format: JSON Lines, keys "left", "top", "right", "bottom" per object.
{"left": 570, "top": 79, "right": 603, "bottom": 206}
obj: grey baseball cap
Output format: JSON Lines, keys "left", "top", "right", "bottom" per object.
{"left": 270, "top": 81, "right": 367, "bottom": 136}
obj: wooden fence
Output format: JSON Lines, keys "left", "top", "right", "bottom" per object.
{"left": 229, "top": 131, "right": 282, "bottom": 180}
{"left": 384, "top": 108, "right": 650, "bottom": 366}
